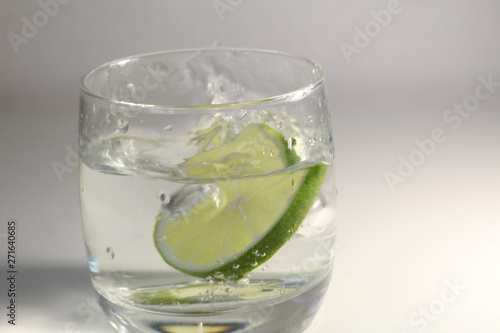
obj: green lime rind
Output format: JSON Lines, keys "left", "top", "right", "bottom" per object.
{"left": 154, "top": 163, "right": 327, "bottom": 280}
{"left": 153, "top": 123, "right": 328, "bottom": 280}
{"left": 206, "top": 163, "right": 327, "bottom": 279}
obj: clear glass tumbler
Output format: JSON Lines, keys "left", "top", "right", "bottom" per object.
{"left": 79, "top": 48, "right": 336, "bottom": 333}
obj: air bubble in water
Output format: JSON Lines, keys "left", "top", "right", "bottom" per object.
{"left": 232, "top": 264, "right": 240, "bottom": 269}
{"left": 160, "top": 193, "right": 170, "bottom": 204}
{"left": 234, "top": 109, "right": 247, "bottom": 121}
{"left": 276, "top": 121, "right": 284, "bottom": 129}
{"left": 252, "top": 249, "right": 259, "bottom": 255}
{"left": 116, "top": 118, "right": 129, "bottom": 133}
{"left": 106, "top": 247, "right": 115, "bottom": 260}
{"left": 152, "top": 61, "right": 169, "bottom": 78}
{"left": 163, "top": 124, "right": 173, "bottom": 131}
{"left": 250, "top": 262, "right": 258, "bottom": 267}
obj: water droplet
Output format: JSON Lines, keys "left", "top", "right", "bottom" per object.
{"left": 116, "top": 118, "right": 129, "bottom": 133}
{"left": 261, "top": 253, "right": 266, "bottom": 257}
{"left": 163, "top": 124, "right": 173, "bottom": 131}
{"left": 250, "top": 262, "right": 258, "bottom": 267}
{"left": 214, "top": 271, "right": 224, "bottom": 279}
{"left": 240, "top": 277, "right": 250, "bottom": 284}
{"left": 106, "top": 247, "right": 115, "bottom": 259}
{"left": 232, "top": 109, "right": 247, "bottom": 121}
{"left": 160, "top": 193, "right": 170, "bottom": 204}
{"left": 232, "top": 264, "right": 240, "bottom": 269}
{"left": 276, "top": 121, "right": 284, "bottom": 129}
{"left": 252, "top": 249, "right": 259, "bottom": 255}
{"left": 152, "top": 61, "right": 169, "bottom": 78}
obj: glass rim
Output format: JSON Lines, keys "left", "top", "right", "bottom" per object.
{"left": 79, "top": 47, "right": 325, "bottom": 113}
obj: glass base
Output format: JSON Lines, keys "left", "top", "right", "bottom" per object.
{"left": 97, "top": 271, "right": 332, "bottom": 333}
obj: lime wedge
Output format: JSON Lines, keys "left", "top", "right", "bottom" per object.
{"left": 154, "top": 124, "right": 327, "bottom": 279}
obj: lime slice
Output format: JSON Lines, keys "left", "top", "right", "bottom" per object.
{"left": 154, "top": 124, "right": 327, "bottom": 279}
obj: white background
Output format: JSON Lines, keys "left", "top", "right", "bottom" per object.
{"left": 1, "top": 1, "right": 500, "bottom": 332}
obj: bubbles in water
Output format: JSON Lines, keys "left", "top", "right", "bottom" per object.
{"left": 252, "top": 249, "right": 259, "bottom": 255}
{"left": 166, "top": 184, "right": 223, "bottom": 219}
{"left": 163, "top": 124, "right": 173, "bottom": 131}
{"left": 152, "top": 61, "right": 169, "bottom": 79}
{"left": 106, "top": 246, "right": 115, "bottom": 260}
{"left": 160, "top": 193, "right": 170, "bottom": 204}
{"left": 234, "top": 109, "right": 247, "bottom": 121}
{"left": 232, "top": 264, "right": 240, "bottom": 269}
{"left": 276, "top": 121, "right": 284, "bottom": 129}
{"left": 214, "top": 271, "right": 225, "bottom": 279}
{"left": 116, "top": 118, "right": 129, "bottom": 133}
{"left": 250, "top": 262, "right": 258, "bottom": 267}
{"left": 307, "top": 115, "right": 314, "bottom": 123}
{"left": 205, "top": 276, "right": 214, "bottom": 285}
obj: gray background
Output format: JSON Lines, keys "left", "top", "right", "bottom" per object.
{"left": 1, "top": 1, "right": 500, "bottom": 332}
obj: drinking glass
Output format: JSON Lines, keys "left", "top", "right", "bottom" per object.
{"left": 79, "top": 48, "right": 337, "bottom": 333}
